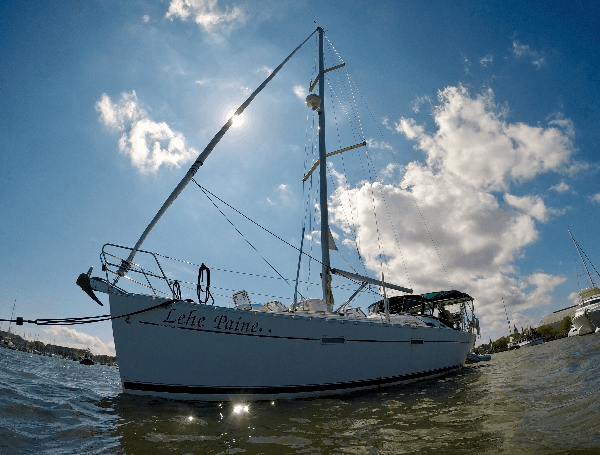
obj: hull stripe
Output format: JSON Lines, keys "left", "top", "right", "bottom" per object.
{"left": 123, "top": 365, "right": 461, "bottom": 396}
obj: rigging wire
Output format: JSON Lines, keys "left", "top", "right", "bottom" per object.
{"left": 191, "top": 179, "right": 385, "bottom": 301}
{"left": 574, "top": 246, "right": 582, "bottom": 291}
{"left": 323, "top": 45, "right": 368, "bottom": 278}
{"left": 502, "top": 297, "right": 512, "bottom": 335}
{"left": 301, "top": 47, "right": 318, "bottom": 299}
{"left": 298, "top": 106, "right": 317, "bottom": 300}
{"left": 298, "top": 111, "right": 312, "bottom": 301}
{"left": 344, "top": 72, "right": 413, "bottom": 290}
{"left": 305, "top": 89, "right": 319, "bottom": 297}
{"left": 322, "top": 39, "right": 377, "bottom": 282}
{"left": 301, "top": 53, "right": 386, "bottom": 301}
{"left": 301, "top": 37, "right": 382, "bottom": 302}
{"left": 0, "top": 299, "right": 179, "bottom": 326}
{"left": 337, "top": 40, "right": 451, "bottom": 290}
{"left": 193, "top": 181, "right": 296, "bottom": 293}
{"left": 571, "top": 235, "right": 600, "bottom": 285}
{"left": 192, "top": 180, "right": 322, "bottom": 267}
{"left": 324, "top": 39, "right": 386, "bottom": 285}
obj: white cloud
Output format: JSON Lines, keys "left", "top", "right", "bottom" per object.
{"left": 533, "top": 58, "right": 545, "bottom": 70}
{"left": 549, "top": 117, "right": 574, "bottom": 137}
{"left": 120, "top": 118, "right": 195, "bottom": 173}
{"left": 195, "top": 78, "right": 252, "bottom": 95}
{"left": 142, "top": 15, "right": 150, "bottom": 23}
{"left": 96, "top": 91, "right": 146, "bottom": 131}
{"left": 256, "top": 66, "right": 273, "bottom": 77}
{"left": 41, "top": 326, "right": 115, "bottom": 356}
{"left": 590, "top": 193, "right": 600, "bottom": 204}
{"left": 550, "top": 181, "right": 570, "bottom": 193}
{"left": 265, "top": 183, "right": 292, "bottom": 206}
{"left": 329, "top": 172, "right": 567, "bottom": 329}
{"left": 366, "top": 138, "right": 393, "bottom": 151}
{"left": 462, "top": 56, "right": 472, "bottom": 76}
{"left": 568, "top": 291, "right": 581, "bottom": 305}
{"left": 512, "top": 41, "right": 531, "bottom": 57}
{"left": 563, "top": 160, "right": 592, "bottom": 176}
{"left": 512, "top": 40, "right": 545, "bottom": 69}
{"left": 395, "top": 117, "right": 424, "bottom": 140}
{"left": 325, "top": 85, "right": 576, "bottom": 343}
{"left": 411, "top": 95, "right": 432, "bottom": 113}
{"left": 504, "top": 194, "right": 552, "bottom": 222}
{"left": 378, "top": 163, "right": 402, "bottom": 183}
{"left": 166, "top": 0, "right": 245, "bottom": 33}
{"left": 480, "top": 55, "right": 493, "bottom": 66}
{"left": 395, "top": 85, "right": 574, "bottom": 191}
{"left": 96, "top": 91, "right": 196, "bottom": 173}
{"left": 293, "top": 85, "right": 307, "bottom": 100}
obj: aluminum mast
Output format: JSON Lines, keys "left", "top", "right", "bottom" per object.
{"left": 316, "top": 27, "right": 332, "bottom": 310}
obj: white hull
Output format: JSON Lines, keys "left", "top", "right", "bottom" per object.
{"left": 517, "top": 336, "right": 544, "bottom": 348}
{"left": 571, "top": 287, "right": 600, "bottom": 335}
{"left": 109, "top": 292, "right": 475, "bottom": 401}
{"left": 572, "top": 303, "right": 600, "bottom": 335}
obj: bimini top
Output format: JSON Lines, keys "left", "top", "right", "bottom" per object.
{"left": 369, "top": 290, "right": 473, "bottom": 314}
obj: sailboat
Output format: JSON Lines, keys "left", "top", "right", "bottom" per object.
{"left": 568, "top": 229, "right": 600, "bottom": 335}
{"left": 77, "top": 27, "right": 478, "bottom": 401}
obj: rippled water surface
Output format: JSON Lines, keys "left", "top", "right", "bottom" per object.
{"left": 1, "top": 334, "right": 599, "bottom": 454}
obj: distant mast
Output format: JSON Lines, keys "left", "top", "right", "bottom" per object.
{"left": 8, "top": 299, "right": 16, "bottom": 338}
{"left": 316, "top": 27, "right": 333, "bottom": 311}
{"left": 568, "top": 228, "right": 596, "bottom": 287}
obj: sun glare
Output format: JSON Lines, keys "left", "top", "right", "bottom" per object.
{"left": 227, "top": 110, "right": 245, "bottom": 128}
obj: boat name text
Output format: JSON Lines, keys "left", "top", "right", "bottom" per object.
{"left": 163, "top": 308, "right": 263, "bottom": 333}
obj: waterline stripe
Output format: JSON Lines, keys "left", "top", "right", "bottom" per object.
{"left": 123, "top": 365, "right": 460, "bottom": 395}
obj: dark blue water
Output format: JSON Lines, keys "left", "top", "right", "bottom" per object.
{"left": 1, "top": 334, "right": 599, "bottom": 454}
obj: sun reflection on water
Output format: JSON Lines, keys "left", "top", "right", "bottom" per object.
{"left": 232, "top": 403, "right": 250, "bottom": 415}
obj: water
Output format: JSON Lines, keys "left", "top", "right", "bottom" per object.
{"left": 1, "top": 334, "right": 599, "bottom": 455}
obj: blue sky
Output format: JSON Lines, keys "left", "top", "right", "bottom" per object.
{"left": 1, "top": 0, "right": 599, "bottom": 354}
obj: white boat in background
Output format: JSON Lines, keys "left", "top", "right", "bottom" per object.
{"left": 572, "top": 286, "right": 600, "bottom": 335}
{"left": 567, "top": 229, "right": 600, "bottom": 336}
{"left": 508, "top": 328, "right": 544, "bottom": 349}
{"left": 517, "top": 336, "right": 544, "bottom": 348}
{"left": 466, "top": 352, "right": 491, "bottom": 363}
{"left": 78, "top": 27, "right": 478, "bottom": 401}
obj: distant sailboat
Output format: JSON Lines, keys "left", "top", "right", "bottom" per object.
{"left": 2, "top": 300, "right": 18, "bottom": 350}
{"left": 78, "top": 27, "right": 478, "bottom": 401}
{"left": 568, "top": 229, "right": 600, "bottom": 335}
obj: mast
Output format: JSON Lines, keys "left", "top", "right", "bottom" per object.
{"left": 568, "top": 228, "right": 596, "bottom": 287}
{"left": 317, "top": 27, "right": 332, "bottom": 309}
